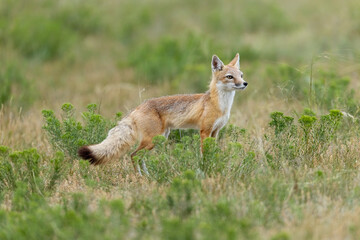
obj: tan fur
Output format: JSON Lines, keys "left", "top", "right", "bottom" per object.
{"left": 78, "top": 53, "right": 248, "bottom": 174}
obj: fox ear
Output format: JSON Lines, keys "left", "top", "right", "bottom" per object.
{"left": 211, "top": 55, "right": 224, "bottom": 72}
{"left": 229, "top": 53, "right": 240, "bottom": 69}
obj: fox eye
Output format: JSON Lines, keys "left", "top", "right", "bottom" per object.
{"left": 226, "top": 75, "right": 233, "bottom": 79}
{"left": 241, "top": 73, "right": 243, "bottom": 78}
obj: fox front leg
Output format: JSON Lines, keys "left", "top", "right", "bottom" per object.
{"left": 200, "top": 129, "right": 212, "bottom": 154}
{"left": 210, "top": 128, "right": 221, "bottom": 139}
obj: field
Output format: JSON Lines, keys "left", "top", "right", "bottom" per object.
{"left": 1, "top": 0, "right": 360, "bottom": 239}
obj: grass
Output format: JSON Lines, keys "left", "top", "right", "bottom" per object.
{"left": 1, "top": 0, "right": 360, "bottom": 239}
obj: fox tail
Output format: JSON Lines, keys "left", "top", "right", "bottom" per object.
{"left": 78, "top": 117, "right": 137, "bottom": 165}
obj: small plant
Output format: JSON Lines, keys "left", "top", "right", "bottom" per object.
{"left": 42, "top": 103, "right": 120, "bottom": 159}
{"left": 298, "top": 114, "right": 317, "bottom": 143}
{"left": 269, "top": 112, "right": 295, "bottom": 136}
{"left": 242, "top": 0, "right": 294, "bottom": 33}
{"left": 77, "top": 159, "right": 116, "bottom": 190}
{"left": 0, "top": 64, "right": 35, "bottom": 107}
{"left": 303, "top": 108, "right": 316, "bottom": 116}
{"left": 312, "top": 110, "right": 343, "bottom": 153}
{"left": 116, "top": 5, "right": 152, "bottom": 45}
{"left": 203, "top": 200, "right": 257, "bottom": 239}
{"left": 168, "top": 129, "right": 198, "bottom": 143}
{"left": 128, "top": 34, "right": 213, "bottom": 91}
{"left": 144, "top": 130, "right": 252, "bottom": 180}
{"left": 0, "top": 193, "right": 130, "bottom": 239}
{"left": 238, "top": 150, "right": 257, "bottom": 175}
{"left": 268, "top": 111, "right": 297, "bottom": 167}
{"left": 317, "top": 109, "right": 343, "bottom": 141}
{"left": 201, "top": 137, "right": 224, "bottom": 175}
{"left": 267, "top": 110, "right": 345, "bottom": 167}
{"left": 166, "top": 170, "right": 200, "bottom": 218}
{"left": 206, "top": 0, "right": 293, "bottom": 34}
{"left": 54, "top": 2, "right": 103, "bottom": 35}
{"left": 297, "top": 110, "right": 343, "bottom": 157}
{"left": 10, "top": 15, "right": 77, "bottom": 60}
{"left": 219, "top": 124, "right": 246, "bottom": 142}
{"left": 271, "top": 231, "right": 290, "bottom": 240}
{"left": 0, "top": 146, "right": 64, "bottom": 194}
{"left": 312, "top": 71, "right": 358, "bottom": 114}
{"left": 266, "top": 64, "right": 304, "bottom": 100}
{"left": 146, "top": 135, "right": 201, "bottom": 183}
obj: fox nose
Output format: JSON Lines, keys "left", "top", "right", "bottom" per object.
{"left": 243, "top": 82, "right": 248, "bottom": 86}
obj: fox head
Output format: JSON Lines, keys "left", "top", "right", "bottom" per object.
{"left": 211, "top": 53, "right": 248, "bottom": 91}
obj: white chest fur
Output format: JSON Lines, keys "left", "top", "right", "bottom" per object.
{"left": 212, "top": 88, "right": 235, "bottom": 132}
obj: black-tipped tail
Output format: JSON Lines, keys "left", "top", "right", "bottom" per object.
{"left": 78, "top": 146, "right": 100, "bottom": 165}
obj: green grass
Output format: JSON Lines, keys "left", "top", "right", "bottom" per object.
{"left": 10, "top": 15, "right": 77, "bottom": 61}
{"left": 1, "top": 106, "right": 359, "bottom": 239}
{"left": 42, "top": 103, "right": 121, "bottom": 159}
{"left": 1, "top": 0, "right": 360, "bottom": 239}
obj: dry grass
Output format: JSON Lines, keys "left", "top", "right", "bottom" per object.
{"left": 1, "top": 0, "right": 360, "bottom": 239}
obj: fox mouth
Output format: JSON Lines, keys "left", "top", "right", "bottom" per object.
{"left": 233, "top": 86, "right": 247, "bottom": 90}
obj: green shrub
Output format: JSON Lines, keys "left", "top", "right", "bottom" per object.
{"left": 267, "top": 110, "right": 345, "bottom": 167}
{"left": 168, "top": 129, "right": 199, "bottom": 143}
{"left": 117, "top": 5, "right": 153, "bottom": 45}
{"left": 128, "top": 34, "right": 213, "bottom": 91}
{"left": 10, "top": 15, "right": 77, "bottom": 60}
{"left": 0, "top": 195, "right": 130, "bottom": 239}
{"left": 243, "top": 0, "right": 294, "bottom": 33}
{"left": 317, "top": 109, "right": 343, "bottom": 141}
{"left": 312, "top": 71, "right": 358, "bottom": 114}
{"left": 205, "top": 0, "right": 293, "bottom": 34}
{"left": 42, "top": 103, "right": 120, "bottom": 159}
{"left": 145, "top": 135, "right": 201, "bottom": 183}
{"left": 161, "top": 217, "right": 195, "bottom": 240}
{"left": 55, "top": 2, "right": 103, "bottom": 35}
{"left": 218, "top": 124, "right": 246, "bottom": 143}
{"left": 0, "top": 70, "right": 11, "bottom": 105}
{"left": 269, "top": 112, "right": 295, "bottom": 136}
{"left": 237, "top": 45, "right": 260, "bottom": 62}
{"left": 0, "top": 64, "right": 35, "bottom": 107}
{"left": 144, "top": 130, "right": 253, "bottom": 181}
{"left": 271, "top": 232, "right": 290, "bottom": 240}
{"left": 267, "top": 65, "right": 359, "bottom": 115}
{"left": 0, "top": 146, "right": 64, "bottom": 195}
{"left": 166, "top": 170, "right": 200, "bottom": 218}
{"left": 77, "top": 159, "right": 118, "bottom": 190}
{"left": 266, "top": 64, "right": 305, "bottom": 100}
{"left": 303, "top": 108, "right": 316, "bottom": 116}
{"left": 268, "top": 111, "right": 297, "bottom": 168}
{"left": 296, "top": 110, "right": 344, "bottom": 158}
{"left": 201, "top": 137, "right": 226, "bottom": 175}
{"left": 233, "top": 151, "right": 257, "bottom": 179}
{"left": 298, "top": 115, "right": 317, "bottom": 138}
{"left": 0, "top": 18, "right": 7, "bottom": 44}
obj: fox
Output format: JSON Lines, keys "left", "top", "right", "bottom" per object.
{"left": 78, "top": 53, "right": 248, "bottom": 175}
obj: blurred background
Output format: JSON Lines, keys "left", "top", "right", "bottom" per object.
{"left": 1, "top": 0, "right": 360, "bottom": 147}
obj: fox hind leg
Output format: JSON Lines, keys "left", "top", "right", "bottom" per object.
{"left": 141, "top": 160, "right": 149, "bottom": 176}
{"left": 131, "top": 141, "right": 148, "bottom": 175}
{"left": 163, "top": 128, "right": 171, "bottom": 139}
{"left": 130, "top": 113, "right": 163, "bottom": 175}
{"left": 141, "top": 143, "right": 155, "bottom": 176}
{"left": 130, "top": 140, "right": 156, "bottom": 176}
{"left": 139, "top": 128, "right": 169, "bottom": 176}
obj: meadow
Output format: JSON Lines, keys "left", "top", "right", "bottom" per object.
{"left": 1, "top": 0, "right": 360, "bottom": 239}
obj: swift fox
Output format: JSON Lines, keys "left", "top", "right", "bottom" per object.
{"left": 78, "top": 53, "right": 248, "bottom": 175}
